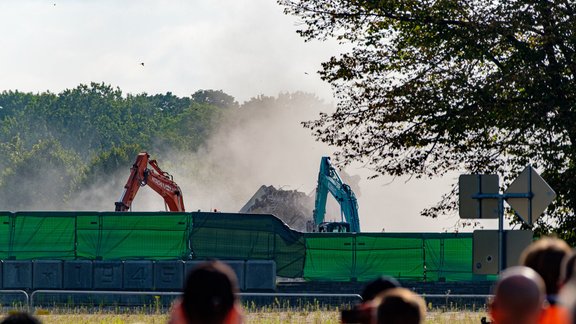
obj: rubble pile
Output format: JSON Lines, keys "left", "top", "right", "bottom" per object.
{"left": 239, "top": 185, "right": 314, "bottom": 231}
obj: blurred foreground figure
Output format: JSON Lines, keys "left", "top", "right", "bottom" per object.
{"left": 361, "top": 276, "right": 401, "bottom": 302}
{"left": 169, "top": 261, "right": 242, "bottom": 324}
{"left": 375, "top": 287, "right": 426, "bottom": 324}
{"left": 341, "top": 275, "right": 401, "bottom": 323}
{"left": 559, "top": 252, "right": 576, "bottom": 323}
{"left": 489, "top": 266, "right": 545, "bottom": 324}
{"left": 520, "top": 237, "right": 572, "bottom": 324}
{"left": 0, "top": 312, "right": 41, "bottom": 324}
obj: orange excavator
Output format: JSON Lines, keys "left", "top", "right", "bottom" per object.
{"left": 115, "top": 152, "right": 185, "bottom": 212}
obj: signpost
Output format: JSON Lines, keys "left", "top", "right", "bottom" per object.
{"left": 459, "top": 166, "right": 556, "bottom": 273}
{"left": 459, "top": 175, "right": 499, "bottom": 219}
{"left": 505, "top": 167, "right": 556, "bottom": 226}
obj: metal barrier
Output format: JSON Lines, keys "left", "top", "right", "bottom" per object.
{"left": 0, "top": 290, "right": 490, "bottom": 309}
{"left": 421, "top": 294, "right": 492, "bottom": 308}
{"left": 422, "top": 294, "right": 492, "bottom": 299}
{"left": 30, "top": 290, "right": 182, "bottom": 308}
{"left": 240, "top": 292, "right": 362, "bottom": 299}
{"left": 29, "top": 290, "right": 362, "bottom": 308}
{"left": 0, "top": 290, "right": 30, "bottom": 307}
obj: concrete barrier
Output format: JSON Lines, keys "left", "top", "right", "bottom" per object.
{"left": 245, "top": 260, "right": 276, "bottom": 291}
{"left": 154, "top": 260, "right": 184, "bottom": 290}
{"left": 185, "top": 260, "right": 246, "bottom": 291}
{"left": 123, "top": 261, "right": 153, "bottom": 290}
{"left": 63, "top": 260, "right": 93, "bottom": 289}
{"left": 33, "top": 260, "right": 62, "bottom": 289}
{"left": 3, "top": 260, "right": 32, "bottom": 290}
{"left": 94, "top": 261, "right": 123, "bottom": 290}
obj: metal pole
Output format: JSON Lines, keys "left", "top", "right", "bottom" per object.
{"left": 528, "top": 167, "right": 533, "bottom": 226}
{"left": 498, "top": 197, "right": 504, "bottom": 273}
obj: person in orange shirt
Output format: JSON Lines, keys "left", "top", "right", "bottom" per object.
{"left": 520, "top": 237, "right": 572, "bottom": 324}
{"left": 489, "top": 266, "right": 545, "bottom": 324}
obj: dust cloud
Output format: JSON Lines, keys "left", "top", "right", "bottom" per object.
{"left": 170, "top": 93, "right": 339, "bottom": 216}
{"left": 68, "top": 92, "right": 463, "bottom": 233}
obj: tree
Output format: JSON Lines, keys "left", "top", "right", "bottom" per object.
{"left": 0, "top": 139, "right": 83, "bottom": 210}
{"left": 279, "top": 0, "right": 576, "bottom": 241}
{"left": 155, "top": 102, "right": 223, "bottom": 153}
{"left": 192, "top": 90, "right": 238, "bottom": 109}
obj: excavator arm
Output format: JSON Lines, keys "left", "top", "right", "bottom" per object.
{"left": 312, "top": 156, "right": 360, "bottom": 232}
{"left": 115, "top": 152, "right": 185, "bottom": 212}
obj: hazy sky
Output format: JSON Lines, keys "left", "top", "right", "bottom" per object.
{"left": 0, "top": 1, "right": 503, "bottom": 232}
{"left": 0, "top": 1, "right": 336, "bottom": 101}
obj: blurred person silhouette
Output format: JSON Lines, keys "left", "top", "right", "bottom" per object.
{"left": 361, "top": 276, "right": 401, "bottom": 301}
{"left": 0, "top": 312, "right": 41, "bottom": 324}
{"left": 520, "top": 237, "right": 572, "bottom": 324}
{"left": 489, "top": 266, "right": 545, "bottom": 324}
{"left": 341, "top": 275, "right": 401, "bottom": 323}
{"left": 560, "top": 251, "right": 576, "bottom": 286}
{"left": 558, "top": 252, "right": 576, "bottom": 323}
{"left": 374, "top": 287, "right": 426, "bottom": 324}
{"left": 169, "top": 260, "right": 242, "bottom": 324}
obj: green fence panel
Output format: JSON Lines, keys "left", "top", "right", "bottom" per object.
{"left": 0, "top": 212, "right": 12, "bottom": 259}
{"left": 9, "top": 212, "right": 76, "bottom": 259}
{"left": 303, "top": 234, "right": 355, "bottom": 281}
{"left": 423, "top": 238, "right": 441, "bottom": 281}
{"left": 303, "top": 234, "right": 424, "bottom": 281}
{"left": 190, "top": 212, "right": 306, "bottom": 277}
{"left": 76, "top": 212, "right": 190, "bottom": 260}
{"left": 422, "top": 234, "right": 475, "bottom": 281}
{"left": 442, "top": 234, "right": 477, "bottom": 281}
{"left": 355, "top": 235, "right": 424, "bottom": 281}
{"left": 303, "top": 233, "right": 475, "bottom": 282}
{"left": 0, "top": 211, "right": 486, "bottom": 282}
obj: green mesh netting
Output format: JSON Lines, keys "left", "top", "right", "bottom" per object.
{"left": 0, "top": 212, "right": 13, "bottom": 259}
{"left": 6, "top": 212, "right": 76, "bottom": 259}
{"left": 190, "top": 212, "right": 306, "bottom": 278}
{"left": 0, "top": 212, "right": 482, "bottom": 281}
{"left": 75, "top": 212, "right": 191, "bottom": 260}
{"left": 302, "top": 233, "right": 480, "bottom": 282}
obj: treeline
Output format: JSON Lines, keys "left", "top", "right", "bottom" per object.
{"left": 0, "top": 82, "right": 325, "bottom": 210}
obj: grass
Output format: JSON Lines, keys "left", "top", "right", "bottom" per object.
{"left": 0, "top": 298, "right": 489, "bottom": 323}
{"left": 0, "top": 309, "right": 489, "bottom": 324}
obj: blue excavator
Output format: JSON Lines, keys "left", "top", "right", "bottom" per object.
{"left": 308, "top": 156, "right": 361, "bottom": 233}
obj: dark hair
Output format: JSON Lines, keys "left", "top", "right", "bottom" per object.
{"left": 520, "top": 237, "right": 572, "bottom": 295}
{"left": 376, "top": 288, "right": 425, "bottom": 324}
{"left": 561, "top": 251, "right": 576, "bottom": 285}
{"left": 0, "top": 312, "right": 41, "bottom": 324}
{"left": 181, "top": 261, "right": 239, "bottom": 324}
{"left": 361, "top": 276, "right": 401, "bottom": 301}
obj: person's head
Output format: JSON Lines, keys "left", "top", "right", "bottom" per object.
{"left": 361, "top": 276, "right": 401, "bottom": 302}
{"left": 520, "top": 237, "right": 572, "bottom": 295}
{"left": 171, "top": 260, "right": 242, "bottom": 324}
{"left": 0, "top": 312, "right": 41, "bottom": 324}
{"left": 489, "top": 266, "right": 545, "bottom": 324}
{"left": 560, "top": 251, "right": 576, "bottom": 286}
{"left": 374, "top": 288, "right": 426, "bottom": 324}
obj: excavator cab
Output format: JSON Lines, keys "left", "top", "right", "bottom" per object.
{"left": 306, "top": 220, "right": 351, "bottom": 233}
{"left": 318, "top": 222, "right": 350, "bottom": 233}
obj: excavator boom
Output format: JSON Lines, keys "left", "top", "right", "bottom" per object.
{"left": 312, "top": 156, "right": 360, "bottom": 232}
{"left": 115, "top": 152, "right": 185, "bottom": 212}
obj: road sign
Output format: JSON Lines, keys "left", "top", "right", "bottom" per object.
{"left": 504, "top": 166, "right": 556, "bottom": 226}
{"left": 459, "top": 175, "right": 499, "bottom": 219}
{"left": 473, "top": 230, "right": 533, "bottom": 275}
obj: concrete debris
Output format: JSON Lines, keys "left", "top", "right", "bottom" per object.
{"left": 239, "top": 185, "right": 314, "bottom": 231}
